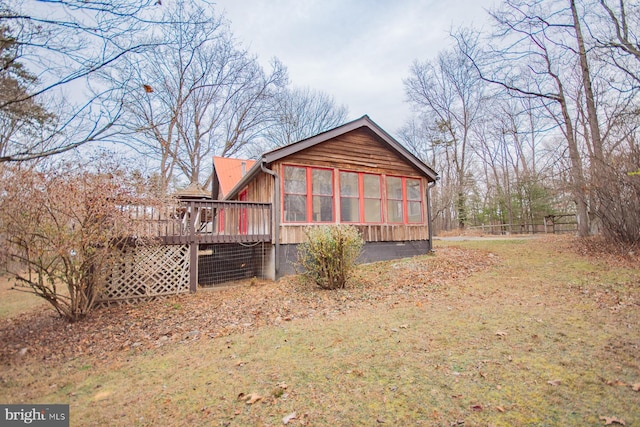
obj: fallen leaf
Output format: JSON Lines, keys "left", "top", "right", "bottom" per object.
{"left": 471, "top": 404, "right": 483, "bottom": 411}
{"left": 245, "top": 393, "right": 263, "bottom": 405}
{"left": 237, "top": 392, "right": 263, "bottom": 404}
{"left": 495, "top": 331, "right": 507, "bottom": 337}
{"left": 399, "top": 324, "right": 408, "bottom": 329}
{"left": 0, "top": 245, "right": 501, "bottom": 367}
{"left": 631, "top": 383, "right": 640, "bottom": 392}
{"left": 93, "top": 390, "right": 112, "bottom": 401}
{"left": 277, "top": 381, "right": 288, "bottom": 389}
{"left": 607, "top": 379, "right": 626, "bottom": 387}
{"left": 282, "top": 412, "right": 297, "bottom": 425}
{"left": 495, "top": 406, "right": 505, "bottom": 413}
{"left": 298, "top": 413, "right": 309, "bottom": 425}
{"left": 547, "top": 379, "right": 562, "bottom": 386}
{"left": 600, "top": 416, "right": 626, "bottom": 425}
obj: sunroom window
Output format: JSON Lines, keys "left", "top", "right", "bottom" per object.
{"left": 386, "top": 176, "right": 404, "bottom": 223}
{"left": 340, "top": 172, "right": 359, "bottom": 222}
{"left": 283, "top": 165, "right": 333, "bottom": 223}
{"left": 407, "top": 178, "right": 423, "bottom": 223}
{"left": 363, "top": 174, "right": 382, "bottom": 222}
{"left": 312, "top": 169, "right": 333, "bottom": 222}
{"left": 283, "top": 166, "right": 307, "bottom": 222}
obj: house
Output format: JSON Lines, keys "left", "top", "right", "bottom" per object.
{"left": 213, "top": 115, "right": 438, "bottom": 279}
{"left": 101, "top": 115, "right": 438, "bottom": 304}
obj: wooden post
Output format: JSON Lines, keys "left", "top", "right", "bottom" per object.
{"left": 188, "top": 200, "right": 198, "bottom": 293}
{"left": 189, "top": 243, "right": 198, "bottom": 293}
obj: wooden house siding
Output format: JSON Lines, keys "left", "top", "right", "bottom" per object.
{"left": 280, "top": 128, "right": 421, "bottom": 177}
{"left": 245, "top": 170, "right": 273, "bottom": 204}
{"left": 266, "top": 128, "right": 430, "bottom": 245}
{"left": 279, "top": 223, "right": 430, "bottom": 245}
{"left": 220, "top": 116, "right": 437, "bottom": 250}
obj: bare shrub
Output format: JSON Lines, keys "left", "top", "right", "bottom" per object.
{"left": 297, "top": 225, "right": 363, "bottom": 290}
{"left": 0, "top": 156, "right": 168, "bottom": 322}
{"left": 593, "top": 151, "right": 640, "bottom": 246}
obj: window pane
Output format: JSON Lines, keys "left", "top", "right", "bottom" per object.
{"left": 312, "top": 196, "right": 333, "bottom": 222}
{"left": 388, "top": 200, "right": 403, "bottom": 222}
{"left": 364, "top": 199, "right": 381, "bottom": 222}
{"left": 284, "top": 194, "right": 306, "bottom": 222}
{"left": 340, "top": 172, "right": 359, "bottom": 197}
{"left": 386, "top": 176, "right": 402, "bottom": 199}
{"left": 408, "top": 201, "right": 422, "bottom": 223}
{"left": 341, "top": 197, "right": 359, "bottom": 222}
{"left": 407, "top": 179, "right": 421, "bottom": 201}
{"left": 312, "top": 169, "right": 333, "bottom": 196}
{"left": 284, "top": 166, "right": 306, "bottom": 194}
{"left": 363, "top": 174, "right": 380, "bottom": 198}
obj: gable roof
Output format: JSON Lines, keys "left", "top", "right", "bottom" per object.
{"left": 213, "top": 157, "right": 256, "bottom": 198}
{"left": 262, "top": 115, "right": 437, "bottom": 180}
{"left": 224, "top": 115, "right": 438, "bottom": 200}
{"left": 175, "top": 181, "right": 211, "bottom": 198}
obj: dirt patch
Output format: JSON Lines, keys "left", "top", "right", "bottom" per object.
{"left": 0, "top": 245, "right": 496, "bottom": 366}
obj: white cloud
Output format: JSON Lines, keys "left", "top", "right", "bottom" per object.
{"left": 214, "top": 0, "right": 495, "bottom": 134}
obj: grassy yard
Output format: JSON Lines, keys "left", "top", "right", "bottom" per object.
{"left": 0, "top": 273, "right": 46, "bottom": 320}
{"left": 1, "top": 236, "right": 639, "bottom": 426}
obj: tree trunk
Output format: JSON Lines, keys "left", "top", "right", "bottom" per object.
{"left": 559, "top": 95, "right": 590, "bottom": 237}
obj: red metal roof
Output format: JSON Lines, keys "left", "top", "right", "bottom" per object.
{"left": 213, "top": 157, "right": 256, "bottom": 198}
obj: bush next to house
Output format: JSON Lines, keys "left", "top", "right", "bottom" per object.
{"left": 297, "top": 225, "right": 364, "bottom": 290}
{"left": 0, "top": 156, "right": 168, "bottom": 322}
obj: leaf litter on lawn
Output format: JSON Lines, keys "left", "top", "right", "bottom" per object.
{"left": 2, "top": 236, "right": 640, "bottom": 426}
{"left": 0, "top": 245, "right": 497, "bottom": 366}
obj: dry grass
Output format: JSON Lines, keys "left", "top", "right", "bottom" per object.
{"left": 1, "top": 236, "right": 639, "bottom": 426}
{"left": 0, "top": 273, "right": 46, "bottom": 319}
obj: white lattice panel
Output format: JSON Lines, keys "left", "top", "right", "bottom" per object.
{"left": 99, "top": 244, "right": 190, "bottom": 305}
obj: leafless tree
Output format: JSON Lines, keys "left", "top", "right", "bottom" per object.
{"left": 455, "top": 0, "right": 640, "bottom": 243}
{"left": 399, "top": 118, "right": 456, "bottom": 231}
{"left": 0, "top": 0, "right": 162, "bottom": 162}
{"left": 114, "top": 0, "right": 287, "bottom": 192}
{"left": 455, "top": 1, "right": 593, "bottom": 236}
{"left": 263, "top": 86, "right": 348, "bottom": 148}
{"left": 404, "top": 35, "right": 486, "bottom": 229}
{"left": 595, "top": 0, "right": 640, "bottom": 84}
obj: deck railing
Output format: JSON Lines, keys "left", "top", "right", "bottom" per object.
{"left": 129, "top": 199, "right": 272, "bottom": 245}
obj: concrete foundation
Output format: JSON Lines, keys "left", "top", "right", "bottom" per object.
{"left": 274, "top": 240, "right": 432, "bottom": 279}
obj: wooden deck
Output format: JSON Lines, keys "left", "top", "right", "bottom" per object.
{"left": 135, "top": 198, "right": 272, "bottom": 245}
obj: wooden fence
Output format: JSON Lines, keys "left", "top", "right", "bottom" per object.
{"left": 129, "top": 199, "right": 272, "bottom": 245}
{"left": 466, "top": 214, "right": 578, "bottom": 235}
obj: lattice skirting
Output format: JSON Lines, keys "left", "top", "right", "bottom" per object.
{"left": 98, "top": 244, "right": 190, "bottom": 305}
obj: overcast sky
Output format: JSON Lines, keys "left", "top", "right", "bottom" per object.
{"left": 213, "top": 0, "right": 496, "bottom": 134}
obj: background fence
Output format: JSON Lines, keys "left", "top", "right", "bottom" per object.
{"left": 465, "top": 215, "right": 578, "bottom": 235}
